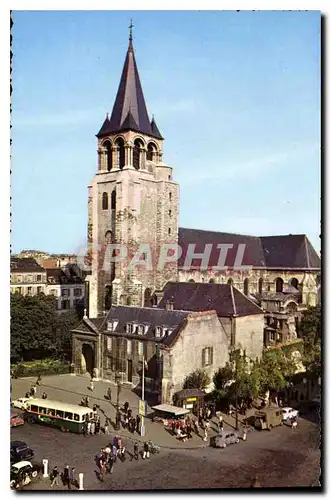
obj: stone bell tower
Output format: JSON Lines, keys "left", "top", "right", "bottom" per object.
{"left": 87, "top": 25, "right": 179, "bottom": 318}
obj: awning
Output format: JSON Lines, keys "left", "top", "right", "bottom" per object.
{"left": 151, "top": 404, "right": 190, "bottom": 416}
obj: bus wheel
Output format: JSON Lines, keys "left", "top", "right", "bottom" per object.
{"left": 66, "top": 428, "right": 70, "bottom": 432}
{"left": 60, "top": 426, "right": 66, "bottom": 432}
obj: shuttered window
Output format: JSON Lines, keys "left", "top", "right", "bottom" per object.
{"left": 202, "top": 347, "right": 214, "bottom": 367}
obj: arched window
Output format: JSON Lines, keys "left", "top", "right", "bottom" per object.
{"left": 290, "top": 278, "right": 299, "bottom": 290}
{"left": 116, "top": 137, "right": 125, "bottom": 169}
{"left": 105, "top": 285, "right": 112, "bottom": 310}
{"left": 144, "top": 288, "right": 152, "bottom": 307}
{"left": 188, "top": 279, "right": 195, "bottom": 283}
{"left": 111, "top": 190, "right": 116, "bottom": 210}
{"left": 258, "top": 278, "right": 263, "bottom": 294}
{"left": 275, "top": 277, "right": 284, "bottom": 293}
{"left": 102, "top": 192, "right": 108, "bottom": 210}
{"left": 244, "top": 278, "right": 249, "bottom": 295}
{"left": 103, "top": 140, "right": 112, "bottom": 171}
{"left": 209, "top": 278, "right": 215, "bottom": 283}
{"left": 227, "top": 278, "right": 233, "bottom": 286}
{"left": 133, "top": 139, "right": 144, "bottom": 169}
{"left": 147, "top": 142, "right": 157, "bottom": 161}
{"left": 105, "top": 231, "right": 113, "bottom": 244}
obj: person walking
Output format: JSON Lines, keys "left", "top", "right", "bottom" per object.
{"left": 89, "top": 378, "right": 94, "bottom": 392}
{"left": 104, "top": 418, "right": 110, "bottom": 435}
{"left": 36, "top": 375, "right": 42, "bottom": 386}
{"left": 143, "top": 441, "right": 150, "bottom": 459}
{"left": 203, "top": 424, "right": 208, "bottom": 442}
{"left": 219, "top": 419, "right": 224, "bottom": 433}
{"left": 50, "top": 466, "right": 59, "bottom": 487}
{"left": 42, "top": 392, "right": 47, "bottom": 399}
{"left": 90, "top": 419, "right": 96, "bottom": 435}
{"left": 136, "top": 415, "right": 141, "bottom": 433}
{"left": 70, "top": 467, "right": 76, "bottom": 487}
{"left": 133, "top": 442, "right": 139, "bottom": 460}
{"left": 107, "top": 387, "right": 112, "bottom": 401}
{"left": 63, "top": 465, "right": 71, "bottom": 489}
{"left": 291, "top": 418, "right": 298, "bottom": 429}
{"left": 95, "top": 417, "right": 101, "bottom": 435}
{"left": 87, "top": 420, "right": 92, "bottom": 436}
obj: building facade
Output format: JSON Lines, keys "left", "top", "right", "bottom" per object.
{"left": 10, "top": 258, "right": 47, "bottom": 296}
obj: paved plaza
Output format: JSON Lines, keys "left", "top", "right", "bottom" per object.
{"left": 10, "top": 374, "right": 322, "bottom": 490}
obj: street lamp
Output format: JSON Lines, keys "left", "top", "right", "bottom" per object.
{"left": 115, "top": 371, "right": 122, "bottom": 430}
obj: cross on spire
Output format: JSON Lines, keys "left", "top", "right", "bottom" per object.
{"left": 129, "top": 19, "right": 134, "bottom": 43}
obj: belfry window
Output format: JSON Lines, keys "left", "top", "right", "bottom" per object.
{"left": 147, "top": 142, "right": 157, "bottom": 161}
{"left": 102, "top": 193, "right": 108, "bottom": 210}
{"left": 116, "top": 137, "right": 125, "bottom": 169}
{"left": 133, "top": 139, "right": 144, "bottom": 170}
{"left": 276, "top": 277, "right": 284, "bottom": 293}
{"left": 103, "top": 140, "right": 112, "bottom": 171}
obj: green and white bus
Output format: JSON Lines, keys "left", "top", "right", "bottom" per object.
{"left": 24, "top": 398, "right": 94, "bottom": 434}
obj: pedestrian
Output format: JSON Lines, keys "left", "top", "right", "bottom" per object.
{"left": 112, "top": 444, "right": 118, "bottom": 462}
{"left": 104, "top": 418, "right": 109, "bottom": 435}
{"left": 30, "top": 386, "right": 35, "bottom": 397}
{"left": 124, "top": 401, "right": 129, "bottom": 413}
{"left": 133, "top": 442, "right": 139, "bottom": 460}
{"left": 70, "top": 466, "right": 76, "bottom": 487}
{"left": 87, "top": 420, "right": 92, "bottom": 436}
{"left": 203, "top": 426, "right": 208, "bottom": 442}
{"left": 291, "top": 418, "right": 298, "bottom": 430}
{"left": 107, "top": 387, "right": 112, "bottom": 401}
{"left": 42, "top": 392, "right": 47, "bottom": 399}
{"left": 95, "top": 417, "right": 101, "bottom": 435}
{"left": 99, "top": 457, "right": 106, "bottom": 482}
{"left": 25, "top": 391, "right": 30, "bottom": 399}
{"left": 136, "top": 415, "right": 141, "bottom": 433}
{"left": 143, "top": 441, "right": 150, "bottom": 459}
{"left": 194, "top": 419, "right": 199, "bottom": 435}
{"left": 90, "top": 419, "right": 96, "bottom": 435}
{"left": 36, "top": 375, "right": 42, "bottom": 386}
{"left": 251, "top": 475, "right": 261, "bottom": 488}
{"left": 89, "top": 378, "right": 94, "bottom": 392}
{"left": 219, "top": 420, "right": 224, "bottom": 433}
{"left": 50, "top": 466, "right": 59, "bottom": 487}
{"left": 63, "top": 465, "right": 71, "bottom": 489}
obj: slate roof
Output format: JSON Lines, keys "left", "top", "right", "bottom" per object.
{"left": 97, "top": 306, "right": 191, "bottom": 346}
{"left": 46, "top": 267, "right": 84, "bottom": 285}
{"left": 97, "top": 37, "right": 162, "bottom": 140}
{"left": 158, "top": 282, "right": 263, "bottom": 318}
{"left": 178, "top": 227, "right": 320, "bottom": 270}
{"left": 11, "top": 257, "right": 45, "bottom": 274}
{"left": 150, "top": 117, "right": 163, "bottom": 140}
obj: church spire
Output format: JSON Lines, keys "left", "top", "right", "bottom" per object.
{"left": 97, "top": 25, "right": 162, "bottom": 139}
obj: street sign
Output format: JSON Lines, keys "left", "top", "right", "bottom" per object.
{"left": 186, "top": 397, "right": 197, "bottom": 402}
{"left": 139, "top": 399, "right": 146, "bottom": 416}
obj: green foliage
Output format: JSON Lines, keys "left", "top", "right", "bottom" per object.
{"left": 213, "top": 363, "right": 234, "bottom": 391}
{"left": 297, "top": 305, "right": 321, "bottom": 376}
{"left": 183, "top": 369, "right": 211, "bottom": 391}
{"left": 257, "top": 349, "right": 296, "bottom": 393}
{"left": 11, "top": 358, "right": 70, "bottom": 378}
{"left": 10, "top": 293, "right": 80, "bottom": 362}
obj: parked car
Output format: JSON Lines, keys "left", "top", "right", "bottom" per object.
{"left": 10, "top": 460, "right": 40, "bottom": 489}
{"left": 281, "top": 407, "right": 298, "bottom": 421}
{"left": 10, "top": 441, "right": 34, "bottom": 464}
{"left": 10, "top": 411, "right": 24, "bottom": 428}
{"left": 210, "top": 431, "right": 240, "bottom": 448}
{"left": 12, "top": 397, "right": 31, "bottom": 410}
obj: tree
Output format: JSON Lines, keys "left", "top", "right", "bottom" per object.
{"left": 257, "top": 349, "right": 296, "bottom": 394}
{"left": 213, "top": 363, "right": 234, "bottom": 391}
{"left": 297, "top": 305, "right": 321, "bottom": 376}
{"left": 10, "top": 293, "right": 79, "bottom": 362}
{"left": 183, "top": 369, "right": 211, "bottom": 391}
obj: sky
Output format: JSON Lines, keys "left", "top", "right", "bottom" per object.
{"left": 11, "top": 10, "right": 321, "bottom": 254}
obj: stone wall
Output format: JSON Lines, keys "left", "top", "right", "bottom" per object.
{"left": 234, "top": 314, "right": 265, "bottom": 361}
{"left": 168, "top": 311, "right": 229, "bottom": 395}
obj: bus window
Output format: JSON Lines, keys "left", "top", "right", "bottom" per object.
{"left": 47, "top": 409, "right": 55, "bottom": 416}
{"left": 73, "top": 414, "right": 80, "bottom": 421}
{"left": 31, "top": 405, "right": 38, "bottom": 412}
{"left": 39, "top": 407, "right": 46, "bottom": 414}
{"left": 65, "top": 412, "right": 73, "bottom": 420}
{"left": 56, "top": 410, "right": 64, "bottom": 418}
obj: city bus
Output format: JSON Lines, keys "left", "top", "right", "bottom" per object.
{"left": 24, "top": 398, "right": 94, "bottom": 433}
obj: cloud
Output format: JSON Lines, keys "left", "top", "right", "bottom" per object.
{"left": 178, "top": 142, "right": 320, "bottom": 184}
{"left": 12, "top": 107, "right": 105, "bottom": 128}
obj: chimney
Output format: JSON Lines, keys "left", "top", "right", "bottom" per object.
{"left": 166, "top": 299, "right": 174, "bottom": 311}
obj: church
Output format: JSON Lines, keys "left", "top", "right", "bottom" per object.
{"left": 72, "top": 28, "right": 320, "bottom": 402}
